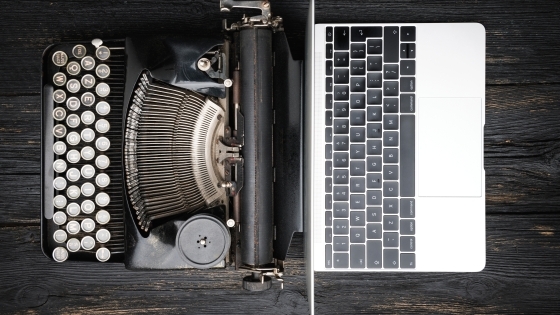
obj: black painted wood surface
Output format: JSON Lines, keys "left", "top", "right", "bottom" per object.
{"left": 1, "top": 0, "right": 559, "bottom": 313}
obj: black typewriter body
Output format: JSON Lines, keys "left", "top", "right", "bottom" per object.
{"left": 41, "top": 1, "right": 303, "bottom": 290}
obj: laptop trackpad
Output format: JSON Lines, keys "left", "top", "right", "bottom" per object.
{"left": 418, "top": 98, "right": 483, "bottom": 197}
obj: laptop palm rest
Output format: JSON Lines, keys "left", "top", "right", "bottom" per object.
{"left": 418, "top": 97, "right": 483, "bottom": 197}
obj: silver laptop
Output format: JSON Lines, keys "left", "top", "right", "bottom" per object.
{"left": 304, "top": 1, "right": 486, "bottom": 313}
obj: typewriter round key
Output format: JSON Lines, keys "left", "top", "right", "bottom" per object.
{"left": 66, "top": 96, "right": 81, "bottom": 111}
{"left": 53, "top": 195, "right": 67, "bottom": 209}
{"left": 81, "top": 218, "right": 96, "bottom": 233}
{"left": 81, "top": 128, "right": 95, "bottom": 143}
{"left": 95, "top": 64, "right": 110, "bottom": 79}
{"left": 81, "top": 56, "right": 95, "bottom": 71}
{"left": 81, "top": 92, "right": 95, "bottom": 107}
{"left": 81, "top": 164, "right": 96, "bottom": 179}
{"left": 53, "top": 90, "right": 66, "bottom": 103}
{"left": 81, "top": 200, "right": 95, "bottom": 214}
{"left": 66, "top": 202, "right": 80, "bottom": 217}
{"left": 95, "top": 119, "right": 110, "bottom": 133}
{"left": 52, "top": 211, "right": 67, "bottom": 225}
{"left": 95, "top": 46, "right": 111, "bottom": 60}
{"left": 53, "top": 124, "right": 67, "bottom": 138}
{"left": 66, "top": 150, "right": 80, "bottom": 163}
{"left": 81, "top": 182, "right": 95, "bottom": 197}
{"left": 53, "top": 177, "right": 67, "bottom": 190}
{"left": 66, "top": 238, "right": 80, "bottom": 252}
{"left": 66, "top": 79, "right": 81, "bottom": 93}
{"left": 96, "top": 83, "right": 110, "bottom": 97}
{"left": 95, "top": 155, "right": 110, "bottom": 169}
{"left": 95, "top": 192, "right": 110, "bottom": 207}
{"left": 66, "top": 221, "right": 81, "bottom": 234}
{"left": 53, "top": 72, "right": 67, "bottom": 86}
{"left": 96, "top": 229, "right": 111, "bottom": 243}
{"left": 81, "top": 74, "right": 96, "bottom": 89}
{"left": 67, "top": 185, "right": 80, "bottom": 199}
{"left": 66, "top": 132, "right": 80, "bottom": 146}
{"left": 96, "top": 101, "right": 110, "bottom": 116}
{"left": 53, "top": 229, "right": 68, "bottom": 243}
{"left": 66, "top": 114, "right": 80, "bottom": 128}
{"left": 72, "top": 44, "right": 87, "bottom": 58}
{"left": 66, "top": 167, "right": 81, "bottom": 182}
{"left": 53, "top": 141, "right": 67, "bottom": 155}
{"left": 95, "top": 210, "right": 110, "bottom": 225}
{"left": 52, "top": 247, "right": 69, "bottom": 262}
{"left": 96, "top": 173, "right": 110, "bottom": 188}
{"left": 81, "top": 110, "right": 95, "bottom": 125}
{"left": 52, "top": 51, "right": 68, "bottom": 67}
{"left": 81, "top": 236, "right": 95, "bottom": 250}
{"left": 67, "top": 61, "right": 81, "bottom": 76}
{"left": 53, "top": 159, "right": 67, "bottom": 173}
{"left": 96, "top": 247, "right": 111, "bottom": 262}
{"left": 95, "top": 137, "right": 110, "bottom": 151}
{"left": 52, "top": 107, "right": 66, "bottom": 121}
{"left": 81, "top": 146, "right": 95, "bottom": 160}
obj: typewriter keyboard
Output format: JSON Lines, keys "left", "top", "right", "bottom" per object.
{"left": 44, "top": 40, "right": 126, "bottom": 262}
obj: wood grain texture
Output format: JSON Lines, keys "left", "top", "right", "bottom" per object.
{"left": 0, "top": 0, "right": 559, "bottom": 313}
{"left": 2, "top": 214, "right": 560, "bottom": 314}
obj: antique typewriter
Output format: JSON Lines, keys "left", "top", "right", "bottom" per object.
{"left": 41, "top": 0, "right": 302, "bottom": 290}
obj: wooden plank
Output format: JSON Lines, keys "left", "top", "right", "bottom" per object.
{"left": 0, "top": 0, "right": 559, "bottom": 97}
{"left": 2, "top": 214, "right": 560, "bottom": 313}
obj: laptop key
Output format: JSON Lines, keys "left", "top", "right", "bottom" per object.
{"left": 383, "top": 26, "right": 399, "bottom": 63}
{"left": 333, "top": 253, "right": 349, "bottom": 268}
{"left": 334, "top": 68, "right": 349, "bottom": 84}
{"left": 325, "top": 127, "right": 333, "bottom": 142}
{"left": 383, "top": 64, "right": 399, "bottom": 80}
{"left": 367, "top": 123, "right": 382, "bottom": 138}
{"left": 350, "top": 161, "right": 366, "bottom": 176}
{"left": 367, "top": 207, "right": 382, "bottom": 222}
{"left": 350, "top": 77, "right": 366, "bottom": 93}
{"left": 325, "top": 194, "right": 332, "bottom": 209}
{"left": 350, "top": 127, "right": 366, "bottom": 142}
{"left": 326, "top": 27, "right": 333, "bottom": 42}
{"left": 400, "top": 236, "right": 415, "bottom": 252}
{"left": 366, "top": 190, "right": 382, "bottom": 205}
{"left": 333, "top": 119, "right": 349, "bottom": 134}
{"left": 350, "top": 60, "right": 366, "bottom": 76}
{"left": 334, "top": 102, "right": 349, "bottom": 117}
{"left": 400, "top": 94, "right": 415, "bottom": 113}
{"left": 401, "top": 253, "right": 416, "bottom": 269}
{"left": 366, "top": 240, "right": 382, "bottom": 268}
{"left": 334, "top": 52, "right": 349, "bottom": 67}
{"left": 350, "top": 111, "right": 365, "bottom": 126}
{"left": 366, "top": 156, "right": 382, "bottom": 172}
{"left": 367, "top": 106, "right": 382, "bottom": 121}
{"left": 350, "top": 213, "right": 366, "bottom": 227}
{"left": 326, "top": 77, "right": 332, "bottom": 92}
{"left": 384, "top": 148, "right": 398, "bottom": 163}
{"left": 400, "top": 198, "right": 415, "bottom": 218}
{"left": 325, "top": 144, "right": 333, "bottom": 160}
{"left": 326, "top": 228, "right": 333, "bottom": 243}
{"left": 333, "top": 152, "right": 349, "bottom": 168}
{"left": 383, "top": 81, "right": 399, "bottom": 96}
{"left": 351, "top": 26, "right": 382, "bottom": 41}
{"left": 384, "top": 115, "right": 399, "bottom": 130}
{"left": 383, "top": 215, "right": 399, "bottom": 231}
{"left": 334, "top": 85, "right": 349, "bottom": 100}
{"left": 325, "top": 161, "right": 332, "bottom": 176}
{"left": 383, "top": 198, "right": 399, "bottom": 213}
{"left": 401, "top": 26, "right": 416, "bottom": 41}
{"left": 383, "top": 249, "right": 399, "bottom": 269}
{"left": 350, "top": 245, "right": 366, "bottom": 268}
{"left": 325, "top": 110, "right": 332, "bottom": 126}
{"left": 351, "top": 228, "right": 365, "bottom": 243}
{"left": 366, "top": 173, "right": 382, "bottom": 189}
{"left": 350, "top": 43, "right": 366, "bottom": 59}
{"left": 383, "top": 98, "right": 399, "bottom": 113}
{"left": 333, "top": 236, "right": 349, "bottom": 251}
{"left": 333, "top": 135, "right": 349, "bottom": 151}
{"left": 350, "top": 144, "right": 365, "bottom": 159}
{"left": 367, "top": 89, "right": 382, "bottom": 104}
{"left": 383, "top": 232, "right": 399, "bottom": 248}
{"left": 400, "top": 77, "right": 415, "bottom": 92}
{"left": 326, "top": 94, "right": 333, "bottom": 109}
{"left": 333, "top": 186, "right": 349, "bottom": 201}
{"left": 383, "top": 131, "right": 399, "bottom": 147}
{"left": 400, "top": 60, "right": 415, "bottom": 75}
{"left": 400, "top": 219, "right": 415, "bottom": 235}
{"left": 326, "top": 60, "right": 333, "bottom": 75}
{"left": 334, "top": 27, "right": 349, "bottom": 50}
{"left": 350, "top": 93, "right": 365, "bottom": 109}
{"left": 384, "top": 182, "right": 399, "bottom": 197}
{"left": 333, "top": 202, "right": 349, "bottom": 218}
{"left": 367, "top": 39, "right": 382, "bottom": 55}
{"left": 325, "top": 177, "right": 332, "bottom": 193}
{"left": 401, "top": 115, "right": 415, "bottom": 196}
{"left": 333, "top": 169, "right": 349, "bottom": 184}
{"left": 367, "top": 56, "right": 382, "bottom": 71}
{"left": 325, "top": 211, "right": 333, "bottom": 226}
{"left": 326, "top": 43, "right": 333, "bottom": 58}
{"left": 367, "top": 73, "right": 382, "bottom": 88}
{"left": 366, "top": 141, "right": 382, "bottom": 156}
{"left": 350, "top": 193, "right": 365, "bottom": 208}
{"left": 367, "top": 223, "right": 382, "bottom": 239}
{"left": 350, "top": 178, "right": 365, "bottom": 194}
{"left": 333, "top": 219, "right": 349, "bottom": 235}
{"left": 325, "top": 244, "right": 333, "bottom": 268}
{"left": 383, "top": 165, "right": 399, "bottom": 181}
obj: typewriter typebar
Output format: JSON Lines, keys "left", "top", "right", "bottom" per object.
{"left": 41, "top": 0, "right": 303, "bottom": 290}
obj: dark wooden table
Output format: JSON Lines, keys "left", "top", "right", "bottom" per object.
{"left": 1, "top": 0, "right": 559, "bottom": 313}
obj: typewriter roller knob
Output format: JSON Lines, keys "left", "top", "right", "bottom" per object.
{"left": 242, "top": 272, "right": 272, "bottom": 292}
{"left": 176, "top": 214, "right": 231, "bottom": 269}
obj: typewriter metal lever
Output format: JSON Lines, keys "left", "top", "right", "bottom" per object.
{"left": 220, "top": 0, "right": 271, "bottom": 18}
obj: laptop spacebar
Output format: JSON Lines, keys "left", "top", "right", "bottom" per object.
{"left": 400, "top": 115, "right": 415, "bottom": 197}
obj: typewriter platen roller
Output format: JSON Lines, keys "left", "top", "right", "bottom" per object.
{"left": 41, "top": 0, "right": 303, "bottom": 290}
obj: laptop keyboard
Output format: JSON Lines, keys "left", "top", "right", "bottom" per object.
{"left": 324, "top": 26, "right": 416, "bottom": 269}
